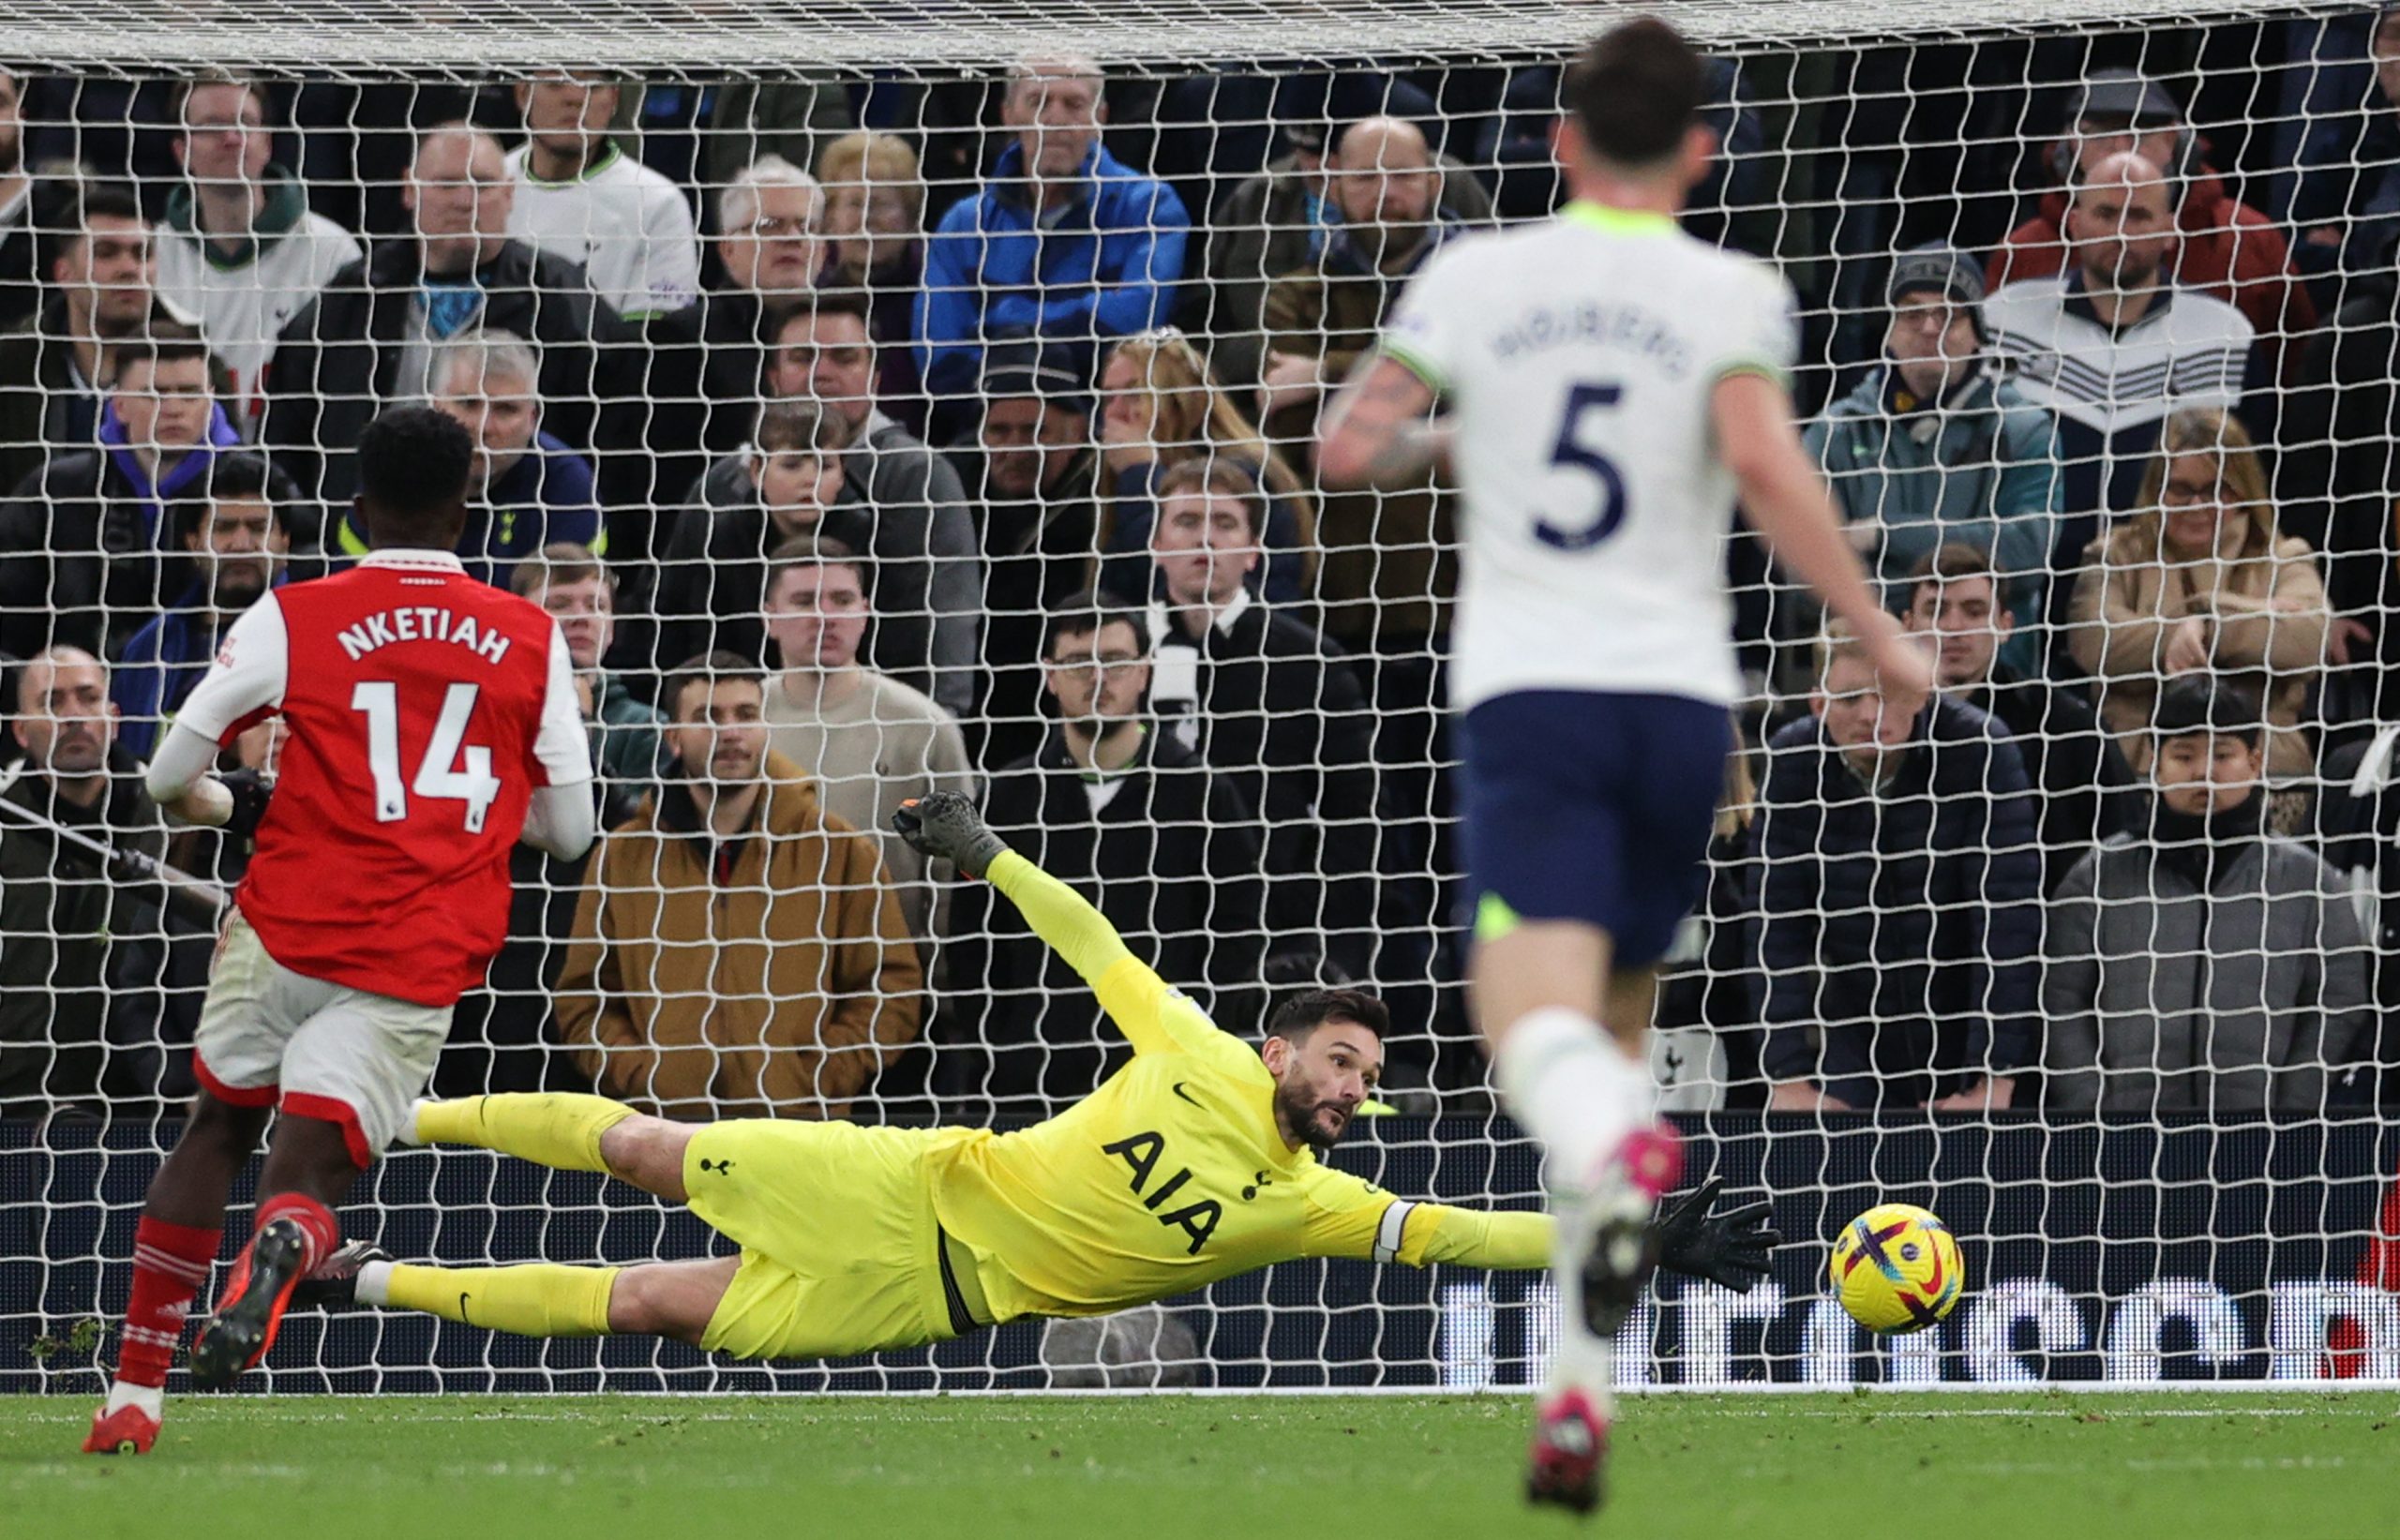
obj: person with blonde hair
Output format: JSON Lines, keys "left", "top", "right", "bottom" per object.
{"left": 2070, "top": 406, "right": 2330, "bottom": 791}
{"left": 816, "top": 131, "right": 928, "bottom": 432}
{"left": 1092, "top": 327, "right": 1316, "bottom": 604}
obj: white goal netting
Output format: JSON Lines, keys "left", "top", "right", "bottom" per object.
{"left": 4, "top": 1, "right": 2399, "bottom": 1394}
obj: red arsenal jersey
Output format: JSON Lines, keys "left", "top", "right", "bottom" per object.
{"left": 175, "top": 549, "right": 592, "bottom": 1006}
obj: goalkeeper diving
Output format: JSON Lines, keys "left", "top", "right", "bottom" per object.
{"left": 309, "top": 794, "right": 1775, "bottom": 1361}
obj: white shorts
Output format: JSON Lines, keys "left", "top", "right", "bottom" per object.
{"left": 192, "top": 913, "right": 453, "bottom": 1166}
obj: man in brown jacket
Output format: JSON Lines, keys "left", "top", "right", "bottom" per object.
{"left": 554, "top": 651, "right": 923, "bottom": 1120}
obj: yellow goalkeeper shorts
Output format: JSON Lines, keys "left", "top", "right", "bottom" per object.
{"left": 682, "top": 1117, "right": 986, "bottom": 1363}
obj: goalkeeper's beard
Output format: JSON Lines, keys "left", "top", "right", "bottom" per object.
{"left": 1272, "top": 1081, "right": 1352, "bottom": 1153}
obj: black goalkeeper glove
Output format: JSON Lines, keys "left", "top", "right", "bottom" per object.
{"left": 218, "top": 769, "right": 277, "bottom": 841}
{"left": 892, "top": 792, "right": 1009, "bottom": 880}
{"left": 1652, "top": 1175, "right": 1780, "bottom": 1292}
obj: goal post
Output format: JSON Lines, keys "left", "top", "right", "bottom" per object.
{"left": 2, "top": 0, "right": 2396, "bottom": 1394}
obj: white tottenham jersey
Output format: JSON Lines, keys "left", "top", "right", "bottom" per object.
{"left": 1384, "top": 202, "right": 1797, "bottom": 711}
{"left": 504, "top": 143, "right": 702, "bottom": 320}
{"left": 156, "top": 211, "right": 361, "bottom": 436}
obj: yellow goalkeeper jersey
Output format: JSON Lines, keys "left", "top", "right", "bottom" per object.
{"left": 929, "top": 850, "right": 1549, "bottom": 1323}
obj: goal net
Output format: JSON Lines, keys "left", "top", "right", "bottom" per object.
{"left": 3, "top": 0, "right": 2397, "bottom": 1394}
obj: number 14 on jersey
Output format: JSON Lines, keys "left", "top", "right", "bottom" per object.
{"left": 350, "top": 680, "right": 502, "bottom": 832}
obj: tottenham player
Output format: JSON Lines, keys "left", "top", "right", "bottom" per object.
{"left": 284, "top": 794, "right": 1774, "bottom": 1369}
{"left": 1319, "top": 19, "right": 1931, "bottom": 1512}
{"left": 84, "top": 406, "right": 596, "bottom": 1456}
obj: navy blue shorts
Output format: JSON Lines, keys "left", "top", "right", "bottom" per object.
{"left": 1458, "top": 690, "right": 1732, "bottom": 969}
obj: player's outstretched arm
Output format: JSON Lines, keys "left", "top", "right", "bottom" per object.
{"left": 895, "top": 793, "right": 1139, "bottom": 990}
{"left": 1714, "top": 371, "right": 1933, "bottom": 704}
{"left": 1315, "top": 1174, "right": 1780, "bottom": 1291}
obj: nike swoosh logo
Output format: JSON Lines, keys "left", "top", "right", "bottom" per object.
{"left": 1171, "top": 1082, "right": 1204, "bottom": 1108}
{"left": 458, "top": 1293, "right": 473, "bottom": 1327}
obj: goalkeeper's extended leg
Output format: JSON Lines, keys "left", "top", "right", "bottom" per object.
{"left": 352, "top": 1256, "right": 736, "bottom": 1346}
{"left": 405, "top": 1094, "right": 695, "bottom": 1202}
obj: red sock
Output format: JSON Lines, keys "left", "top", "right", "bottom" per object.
{"left": 116, "top": 1218, "right": 220, "bottom": 1389}
{"left": 255, "top": 1191, "right": 338, "bottom": 1273}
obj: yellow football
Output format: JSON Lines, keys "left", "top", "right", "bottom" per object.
{"left": 1830, "top": 1203, "right": 1965, "bottom": 1335}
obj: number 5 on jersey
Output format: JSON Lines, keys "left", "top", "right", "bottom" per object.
{"left": 351, "top": 680, "right": 502, "bottom": 831}
{"left": 1537, "top": 381, "right": 1628, "bottom": 551}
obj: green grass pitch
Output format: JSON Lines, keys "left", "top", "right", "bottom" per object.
{"left": 6, "top": 1392, "right": 2394, "bottom": 1540}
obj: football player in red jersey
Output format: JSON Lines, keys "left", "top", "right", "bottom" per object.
{"left": 84, "top": 406, "right": 597, "bottom": 1455}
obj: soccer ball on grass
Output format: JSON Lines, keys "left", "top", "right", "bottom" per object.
{"left": 1829, "top": 1203, "right": 1964, "bottom": 1335}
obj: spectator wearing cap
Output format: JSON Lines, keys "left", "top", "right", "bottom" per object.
{"left": 916, "top": 56, "right": 1189, "bottom": 436}
{"left": 2046, "top": 677, "right": 2371, "bottom": 1116}
{"left": 1205, "top": 100, "right": 1492, "bottom": 388}
{"left": 1798, "top": 244, "right": 2062, "bottom": 681}
{"left": 1984, "top": 150, "right": 2265, "bottom": 543}
{"left": 952, "top": 343, "right": 1103, "bottom": 771}
{"left": 1990, "top": 68, "right": 2316, "bottom": 380}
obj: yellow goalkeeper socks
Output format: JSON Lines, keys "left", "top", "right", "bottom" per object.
{"left": 380, "top": 1263, "right": 621, "bottom": 1338}
{"left": 413, "top": 1094, "right": 635, "bottom": 1174}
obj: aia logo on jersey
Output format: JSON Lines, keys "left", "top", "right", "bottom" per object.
{"left": 1100, "top": 1131, "right": 1222, "bottom": 1255}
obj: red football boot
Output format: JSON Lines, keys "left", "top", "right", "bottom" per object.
{"left": 82, "top": 1402, "right": 161, "bottom": 1456}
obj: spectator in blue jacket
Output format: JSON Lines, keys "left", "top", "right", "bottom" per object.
{"left": 1753, "top": 623, "right": 2042, "bottom": 1112}
{"left": 112, "top": 452, "right": 298, "bottom": 760}
{"left": 915, "top": 56, "right": 1190, "bottom": 434}
{"left": 332, "top": 326, "right": 603, "bottom": 591}
{"left": 1796, "top": 244, "right": 2062, "bottom": 686}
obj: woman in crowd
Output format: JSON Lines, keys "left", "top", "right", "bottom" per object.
{"left": 2071, "top": 408, "right": 2331, "bottom": 823}
{"left": 1089, "top": 327, "right": 1316, "bottom": 606}
{"left": 816, "top": 129, "right": 927, "bottom": 433}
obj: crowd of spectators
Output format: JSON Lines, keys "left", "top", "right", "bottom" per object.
{"left": 5, "top": 20, "right": 2400, "bottom": 1127}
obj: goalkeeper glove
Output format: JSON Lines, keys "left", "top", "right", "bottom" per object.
{"left": 218, "top": 769, "right": 276, "bottom": 841}
{"left": 892, "top": 792, "right": 1010, "bottom": 881}
{"left": 1652, "top": 1175, "right": 1779, "bottom": 1291}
